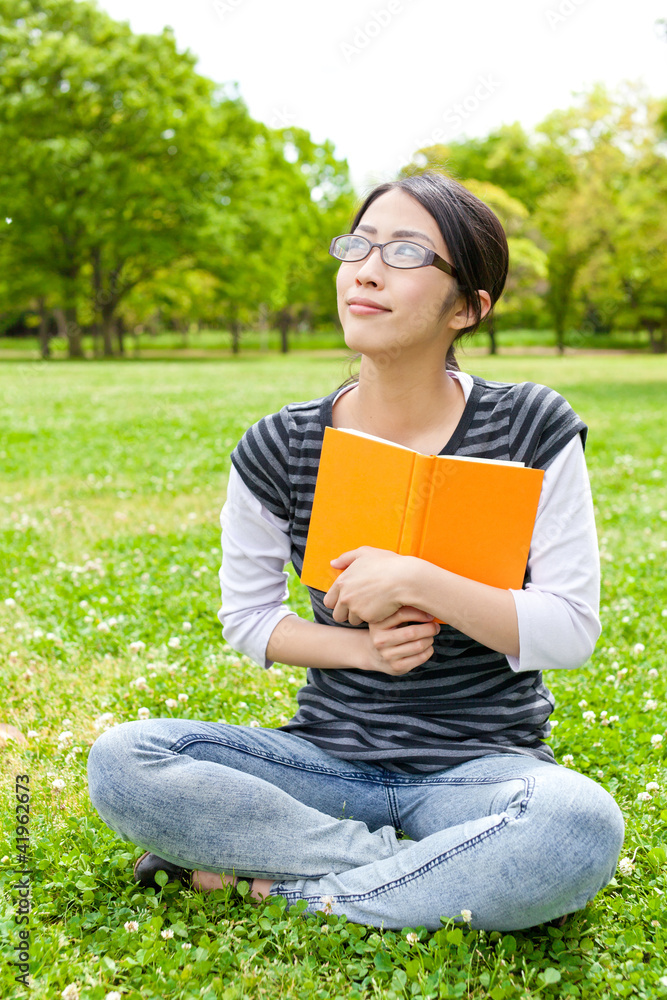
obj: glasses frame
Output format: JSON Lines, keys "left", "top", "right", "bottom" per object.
{"left": 329, "top": 234, "right": 458, "bottom": 280}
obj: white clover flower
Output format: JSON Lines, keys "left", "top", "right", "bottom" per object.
{"left": 2, "top": 854, "right": 10, "bottom": 863}
{"left": 131, "top": 676, "right": 148, "bottom": 691}
{"left": 181, "top": 621, "right": 192, "bottom": 632}
{"left": 178, "top": 693, "right": 188, "bottom": 703}
{"left": 160, "top": 928, "right": 174, "bottom": 939}
{"left": 124, "top": 920, "right": 139, "bottom": 932}
{"left": 137, "top": 707, "right": 150, "bottom": 720}
{"left": 644, "top": 699, "right": 658, "bottom": 711}
{"left": 632, "top": 643, "right": 645, "bottom": 655}
{"left": 97, "top": 621, "right": 110, "bottom": 633}
{"left": 52, "top": 778, "right": 65, "bottom": 790}
{"left": 167, "top": 637, "right": 181, "bottom": 649}
{"left": 61, "top": 985, "right": 80, "bottom": 1000}
{"left": 646, "top": 781, "right": 660, "bottom": 792}
{"left": 165, "top": 698, "right": 178, "bottom": 710}
{"left": 4, "top": 597, "right": 16, "bottom": 607}
{"left": 617, "top": 857, "right": 635, "bottom": 875}
{"left": 320, "top": 895, "right": 334, "bottom": 914}
{"left": 249, "top": 720, "right": 260, "bottom": 728}
{"left": 406, "top": 931, "right": 419, "bottom": 944}
{"left": 648, "top": 668, "right": 659, "bottom": 679}
{"left": 58, "top": 730, "right": 73, "bottom": 745}
{"left": 605, "top": 674, "right": 616, "bottom": 683}
{"left": 8, "top": 650, "right": 18, "bottom": 662}
{"left": 27, "top": 730, "right": 39, "bottom": 738}
{"left": 651, "top": 734, "right": 664, "bottom": 747}
{"left": 79, "top": 600, "right": 89, "bottom": 609}
{"left": 129, "top": 640, "right": 146, "bottom": 653}
{"left": 609, "top": 715, "right": 620, "bottom": 723}
{"left": 582, "top": 710, "right": 596, "bottom": 723}
{"left": 637, "top": 791, "right": 652, "bottom": 802}
{"left": 660, "top": 975, "right": 667, "bottom": 988}
{"left": 46, "top": 632, "right": 58, "bottom": 641}
{"left": 561, "top": 754, "right": 574, "bottom": 767}
{"left": 93, "top": 712, "right": 114, "bottom": 731}
{"left": 577, "top": 699, "right": 587, "bottom": 708}
{"left": 460, "top": 909, "right": 472, "bottom": 923}
{"left": 106, "top": 992, "right": 122, "bottom": 1000}
{"left": 181, "top": 942, "right": 192, "bottom": 950}
{"left": 596, "top": 770, "right": 604, "bottom": 778}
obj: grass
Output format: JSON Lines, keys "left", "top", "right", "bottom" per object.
{"left": 0, "top": 353, "right": 666, "bottom": 1000}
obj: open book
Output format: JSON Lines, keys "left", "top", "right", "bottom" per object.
{"left": 301, "top": 426, "right": 544, "bottom": 595}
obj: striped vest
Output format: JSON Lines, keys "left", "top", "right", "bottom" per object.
{"left": 230, "top": 375, "right": 587, "bottom": 773}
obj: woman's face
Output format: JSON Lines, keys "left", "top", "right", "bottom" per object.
{"left": 335, "top": 188, "right": 462, "bottom": 358}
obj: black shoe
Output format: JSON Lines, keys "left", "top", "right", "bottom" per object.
{"left": 133, "top": 851, "right": 192, "bottom": 890}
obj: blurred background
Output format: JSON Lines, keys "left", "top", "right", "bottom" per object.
{"left": 1, "top": 0, "right": 666, "bottom": 360}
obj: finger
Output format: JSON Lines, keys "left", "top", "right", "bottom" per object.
{"left": 331, "top": 602, "right": 350, "bottom": 624}
{"left": 379, "top": 606, "right": 436, "bottom": 629}
{"left": 329, "top": 549, "right": 359, "bottom": 569}
{"left": 348, "top": 612, "right": 364, "bottom": 626}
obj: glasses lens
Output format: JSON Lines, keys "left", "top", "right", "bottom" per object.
{"left": 383, "top": 241, "right": 427, "bottom": 268}
{"left": 333, "top": 235, "right": 369, "bottom": 261}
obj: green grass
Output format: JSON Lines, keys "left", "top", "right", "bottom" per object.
{"left": 1, "top": 354, "right": 666, "bottom": 999}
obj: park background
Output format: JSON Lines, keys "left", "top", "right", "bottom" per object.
{"left": 1, "top": 1, "right": 667, "bottom": 999}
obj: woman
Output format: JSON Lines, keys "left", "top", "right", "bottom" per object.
{"left": 88, "top": 171, "right": 624, "bottom": 931}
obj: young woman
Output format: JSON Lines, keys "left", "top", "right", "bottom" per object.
{"left": 88, "top": 171, "right": 624, "bottom": 931}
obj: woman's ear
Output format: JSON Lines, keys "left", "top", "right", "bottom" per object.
{"left": 449, "top": 290, "right": 493, "bottom": 330}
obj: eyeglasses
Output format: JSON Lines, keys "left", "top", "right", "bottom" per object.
{"left": 329, "top": 234, "right": 458, "bottom": 279}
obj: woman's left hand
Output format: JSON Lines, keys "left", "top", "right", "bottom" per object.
{"left": 323, "top": 547, "right": 412, "bottom": 625}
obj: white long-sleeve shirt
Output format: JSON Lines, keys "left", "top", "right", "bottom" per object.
{"left": 218, "top": 372, "right": 601, "bottom": 673}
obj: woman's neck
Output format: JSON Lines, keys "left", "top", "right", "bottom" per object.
{"left": 335, "top": 355, "right": 466, "bottom": 452}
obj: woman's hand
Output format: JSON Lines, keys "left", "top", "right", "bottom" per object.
{"left": 323, "top": 547, "right": 414, "bottom": 625}
{"left": 362, "top": 606, "right": 440, "bottom": 675}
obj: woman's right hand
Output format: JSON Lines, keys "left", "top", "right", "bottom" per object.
{"left": 361, "top": 606, "right": 440, "bottom": 675}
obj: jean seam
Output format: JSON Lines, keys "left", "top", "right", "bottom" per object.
{"left": 167, "top": 734, "right": 386, "bottom": 783}
{"left": 275, "top": 775, "right": 535, "bottom": 905}
{"left": 168, "top": 736, "right": 543, "bottom": 790}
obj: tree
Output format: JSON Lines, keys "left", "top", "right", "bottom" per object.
{"left": 0, "top": 0, "right": 250, "bottom": 356}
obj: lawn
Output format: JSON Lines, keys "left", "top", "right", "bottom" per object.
{"left": 1, "top": 353, "right": 666, "bottom": 1000}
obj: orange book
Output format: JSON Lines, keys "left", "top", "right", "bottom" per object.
{"left": 301, "top": 427, "right": 544, "bottom": 598}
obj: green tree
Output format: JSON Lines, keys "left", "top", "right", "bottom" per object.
{"left": 0, "top": 0, "right": 250, "bottom": 357}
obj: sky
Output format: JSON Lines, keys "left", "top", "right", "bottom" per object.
{"left": 95, "top": 0, "right": 666, "bottom": 194}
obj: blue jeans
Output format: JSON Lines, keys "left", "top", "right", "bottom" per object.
{"left": 87, "top": 719, "right": 624, "bottom": 932}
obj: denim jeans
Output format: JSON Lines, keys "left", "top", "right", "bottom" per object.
{"left": 87, "top": 719, "right": 624, "bottom": 931}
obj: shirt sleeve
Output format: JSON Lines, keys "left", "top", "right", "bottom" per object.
{"left": 218, "top": 465, "right": 297, "bottom": 669}
{"left": 505, "top": 434, "right": 601, "bottom": 672}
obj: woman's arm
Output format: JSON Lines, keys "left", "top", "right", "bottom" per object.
{"left": 219, "top": 467, "right": 437, "bottom": 673}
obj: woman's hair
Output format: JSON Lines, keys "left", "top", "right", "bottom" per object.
{"left": 339, "top": 170, "right": 509, "bottom": 373}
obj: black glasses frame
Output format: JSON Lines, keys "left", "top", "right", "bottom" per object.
{"left": 329, "top": 234, "right": 458, "bottom": 279}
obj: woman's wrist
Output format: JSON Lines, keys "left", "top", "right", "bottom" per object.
{"left": 266, "top": 614, "right": 371, "bottom": 671}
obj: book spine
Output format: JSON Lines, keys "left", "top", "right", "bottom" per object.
{"left": 398, "top": 454, "right": 434, "bottom": 556}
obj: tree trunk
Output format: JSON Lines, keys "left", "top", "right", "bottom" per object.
{"left": 37, "top": 298, "right": 51, "bottom": 359}
{"left": 278, "top": 311, "right": 290, "bottom": 354}
{"left": 647, "top": 322, "right": 667, "bottom": 354}
{"left": 101, "top": 307, "right": 115, "bottom": 357}
{"left": 230, "top": 303, "right": 241, "bottom": 355}
{"left": 486, "top": 316, "right": 497, "bottom": 355}
{"left": 116, "top": 315, "right": 125, "bottom": 356}
{"left": 54, "top": 306, "right": 84, "bottom": 358}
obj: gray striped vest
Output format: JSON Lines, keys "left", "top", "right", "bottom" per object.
{"left": 230, "top": 375, "right": 588, "bottom": 773}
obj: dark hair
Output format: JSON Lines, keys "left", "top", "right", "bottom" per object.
{"left": 340, "top": 170, "right": 509, "bottom": 373}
